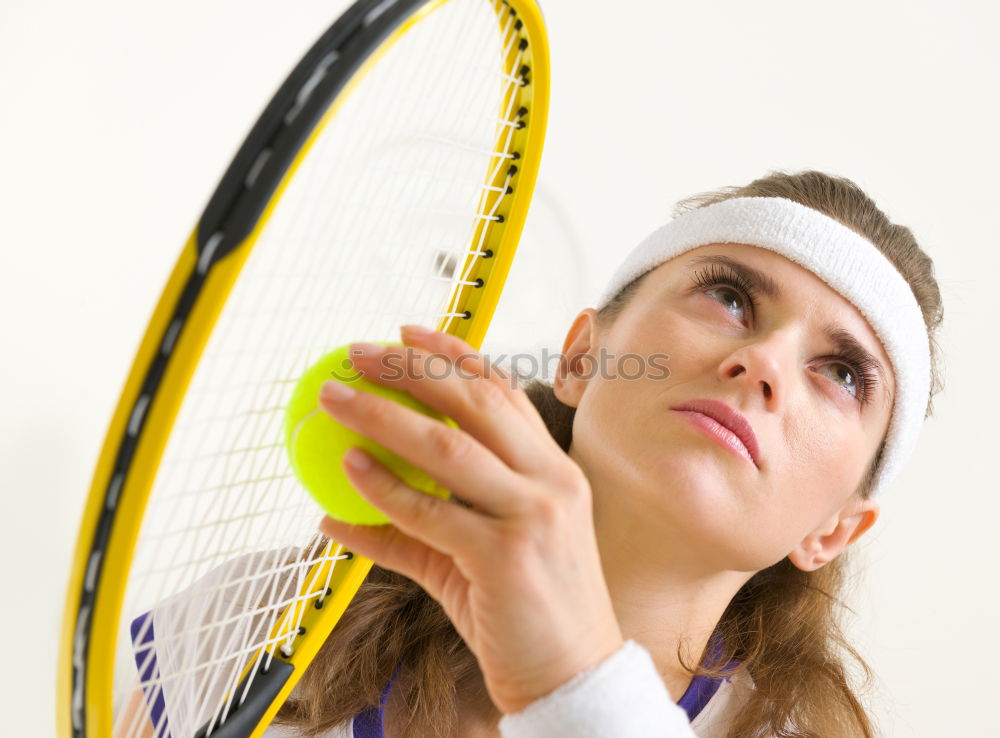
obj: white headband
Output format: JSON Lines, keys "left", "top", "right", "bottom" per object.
{"left": 597, "top": 196, "right": 930, "bottom": 499}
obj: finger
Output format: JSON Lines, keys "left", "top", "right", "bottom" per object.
{"left": 320, "top": 381, "right": 533, "bottom": 518}
{"left": 349, "top": 338, "right": 554, "bottom": 474}
{"left": 400, "top": 324, "right": 552, "bottom": 436}
{"left": 332, "top": 447, "right": 493, "bottom": 562}
{"left": 317, "top": 515, "right": 458, "bottom": 606}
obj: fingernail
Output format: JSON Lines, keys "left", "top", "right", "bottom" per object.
{"left": 321, "top": 380, "right": 356, "bottom": 403}
{"left": 351, "top": 341, "right": 386, "bottom": 357}
{"left": 401, "top": 324, "right": 432, "bottom": 337}
{"left": 344, "top": 447, "right": 372, "bottom": 471}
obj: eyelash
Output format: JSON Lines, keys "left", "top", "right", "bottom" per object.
{"left": 689, "top": 264, "right": 879, "bottom": 407}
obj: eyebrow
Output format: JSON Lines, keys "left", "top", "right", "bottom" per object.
{"left": 686, "top": 254, "right": 783, "bottom": 301}
{"left": 685, "top": 254, "right": 892, "bottom": 405}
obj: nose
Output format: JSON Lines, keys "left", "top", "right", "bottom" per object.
{"left": 717, "top": 330, "right": 797, "bottom": 407}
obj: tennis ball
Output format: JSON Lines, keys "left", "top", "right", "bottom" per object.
{"left": 284, "top": 342, "right": 455, "bottom": 525}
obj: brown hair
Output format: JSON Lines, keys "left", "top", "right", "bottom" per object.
{"left": 273, "top": 170, "right": 945, "bottom": 737}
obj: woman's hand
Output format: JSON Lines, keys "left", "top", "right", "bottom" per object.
{"left": 316, "top": 324, "right": 624, "bottom": 715}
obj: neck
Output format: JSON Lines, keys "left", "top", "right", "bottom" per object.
{"left": 584, "top": 464, "right": 753, "bottom": 701}
{"left": 596, "top": 522, "right": 749, "bottom": 700}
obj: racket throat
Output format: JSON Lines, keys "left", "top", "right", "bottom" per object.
{"left": 192, "top": 659, "right": 294, "bottom": 738}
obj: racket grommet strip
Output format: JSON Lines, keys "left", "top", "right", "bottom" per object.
{"left": 314, "top": 586, "right": 335, "bottom": 609}
{"left": 474, "top": 278, "right": 484, "bottom": 288}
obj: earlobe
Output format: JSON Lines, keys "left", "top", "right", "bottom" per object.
{"left": 553, "top": 308, "right": 599, "bottom": 409}
{"left": 787, "top": 499, "right": 880, "bottom": 572}
{"left": 787, "top": 535, "right": 836, "bottom": 572}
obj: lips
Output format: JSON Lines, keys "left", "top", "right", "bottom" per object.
{"left": 670, "top": 398, "right": 761, "bottom": 468}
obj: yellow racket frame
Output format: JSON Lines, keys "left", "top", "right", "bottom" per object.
{"left": 57, "top": 1, "right": 549, "bottom": 735}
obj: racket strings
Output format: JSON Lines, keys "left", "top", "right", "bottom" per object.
{"left": 137, "top": 549, "right": 345, "bottom": 620}
{"left": 117, "top": 2, "right": 531, "bottom": 735}
{"left": 211, "top": 539, "right": 339, "bottom": 730}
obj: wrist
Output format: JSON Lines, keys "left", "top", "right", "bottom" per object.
{"left": 496, "top": 633, "right": 625, "bottom": 715}
{"left": 497, "top": 639, "right": 693, "bottom": 738}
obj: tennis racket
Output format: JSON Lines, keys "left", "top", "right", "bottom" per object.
{"left": 57, "top": 1, "right": 549, "bottom": 736}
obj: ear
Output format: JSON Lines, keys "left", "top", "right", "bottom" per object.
{"left": 552, "top": 308, "right": 600, "bottom": 409}
{"left": 786, "top": 496, "right": 880, "bottom": 572}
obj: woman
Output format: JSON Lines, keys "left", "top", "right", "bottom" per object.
{"left": 270, "top": 170, "right": 944, "bottom": 737}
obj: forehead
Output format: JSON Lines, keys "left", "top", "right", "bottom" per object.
{"left": 644, "top": 242, "right": 897, "bottom": 402}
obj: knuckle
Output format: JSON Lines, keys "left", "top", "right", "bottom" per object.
{"left": 468, "top": 375, "right": 507, "bottom": 413}
{"left": 553, "top": 462, "right": 591, "bottom": 497}
{"left": 493, "top": 367, "right": 519, "bottom": 393}
{"left": 410, "top": 485, "right": 441, "bottom": 520}
{"left": 361, "top": 392, "right": 393, "bottom": 426}
{"left": 428, "top": 424, "right": 471, "bottom": 463}
{"left": 526, "top": 493, "right": 567, "bottom": 528}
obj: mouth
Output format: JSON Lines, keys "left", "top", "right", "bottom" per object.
{"left": 670, "top": 398, "right": 761, "bottom": 469}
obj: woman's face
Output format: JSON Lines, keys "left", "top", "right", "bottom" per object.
{"left": 555, "top": 243, "right": 893, "bottom": 574}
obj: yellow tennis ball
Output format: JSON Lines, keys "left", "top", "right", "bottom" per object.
{"left": 284, "top": 342, "right": 455, "bottom": 525}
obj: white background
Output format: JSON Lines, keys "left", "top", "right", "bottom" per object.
{"left": 1, "top": 0, "right": 997, "bottom": 735}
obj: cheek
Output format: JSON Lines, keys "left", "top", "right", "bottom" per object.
{"left": 573, "top": 376, "right": 639, "bottom": 462}
{"left": 775, "top": 417, "right": 869, "bottom": 524}
{"left": 610, "top": 311, "right": 697, "bottom": 362}
{"left": 569, "top": 370, "right": 673, "bottom": 511}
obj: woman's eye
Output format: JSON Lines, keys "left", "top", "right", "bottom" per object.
{"left": 705, "top": 285, "right": 748, "bottom": 320}
{"left": 816, "top": 361, "right": 860, "bottom": 399}
{"left": 690, "top": 266, "right": 759, "bottom": 324}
